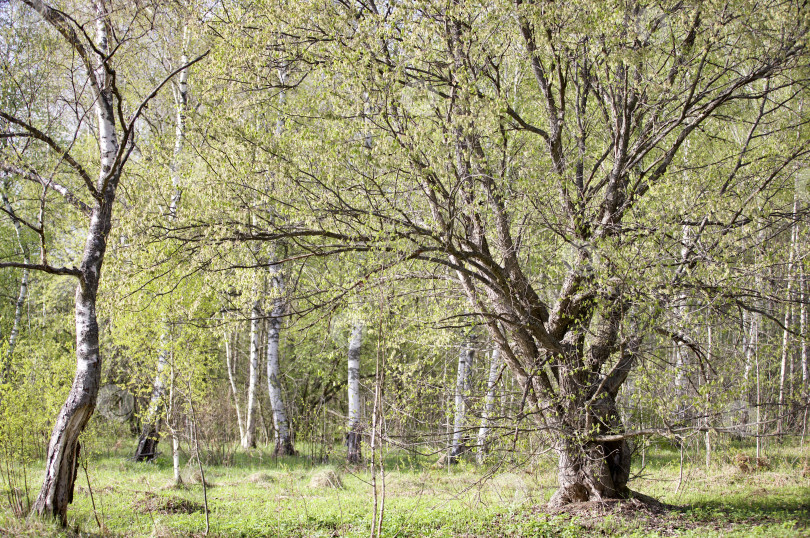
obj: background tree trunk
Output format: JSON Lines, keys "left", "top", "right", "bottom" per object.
{"left": 242, "top": 299, "right": 262, "bottom": 449}
{"left": 266, "top": 260, "right": 294, "bottom": 456}
{"left": 476, "top": 347, "right": 501, "bottom": 465}
{"left": 346, "top": 323, "right": 363, "bottom": 463}
{"left": 450, "top": 337, "right": 475, "bottom": 462}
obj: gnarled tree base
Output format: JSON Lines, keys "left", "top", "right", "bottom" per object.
{"left": 134, "top": 423, "right": 160, "bottom": 462}
{"left": 273, "top": 436, "right": 296, "bottom": 457}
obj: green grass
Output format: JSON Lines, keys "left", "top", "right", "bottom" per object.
{"left": 1, "top": 436, "right": 808, "bottom": 537}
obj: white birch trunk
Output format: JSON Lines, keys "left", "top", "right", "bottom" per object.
{"left": 450, "top": 338, "right": 475, "bottom": 462}
{"left": 778, "top": 190, "right": 799, "bottom": 434}
{"left": 266, "top": 260, "right": 294, "bottom": 455}
{"left": 347, "top": 323, "right": 363, "bottom": 463}
{"left": 0, "top": 188, "right": 30, "bottom": 379}
{"left": 134, "top": 28, "right": 191, "bottom": 461}
{"left": 225, "top": 333, "right": 246, "bottom": 441}
{"left": 242, "top": 299, "right": 262, "bottom": 449}
{"left": 32, "top": 1, "right": 120, "bottom": 521}
{"left": 476, "top": 347, "right": 500, "bottom": 465}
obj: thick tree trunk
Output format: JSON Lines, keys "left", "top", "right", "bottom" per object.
{"left": 549, "top": 392, "right": 632, "bottom": 507}
{"left": 476, "top": 347, "right": 501, "bottom": 464}
{"left": 450, "top": 337, "right": 475, "bottom": 462}
{"left": 242, "top": 299, "right": 262, "bottom": 449}
{"left": 266, "top": 261, "right": 295, "bottom": 456}
{"left": 347, "top": 324, "right": 363, "bottom": 463}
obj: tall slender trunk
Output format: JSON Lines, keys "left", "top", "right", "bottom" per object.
{"left": 450, "top": 337, "right": 475, "bottom": 462}
{"left": 0, "top": 186, "right": 30, "bottom": 380}
{"left": 242, "top": 299, "right": 261, "bottom": 449}
{"left": 347, "top": 323, "right": 363, "bottom": 463}
{"left": 779, "top": 189, "right": 798, "bottom": 434}
{"left": 133, "top": 26, "right": 190, "bottom": 461}
{"left": 266, "top": 260, "right": 294, "bottom": 456}
{"left": 225, "top": 332, "right": 246, "bottom": 441}
{"left": 802, "top": 262, "right": 808, "bottom": 385}
{"left": 476, "top": 347, "right": 500, "bottom": 465}
{"left": 674, "top": 225, "right": 690, "bottom": 412}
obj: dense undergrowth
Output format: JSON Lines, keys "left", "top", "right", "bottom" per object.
{"left": 1, "top": 433, "right": 808, "bottom": 537}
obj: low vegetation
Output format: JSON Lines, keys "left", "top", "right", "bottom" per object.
{"left": 1, "top": 432, "right": 808, "bottom": 537}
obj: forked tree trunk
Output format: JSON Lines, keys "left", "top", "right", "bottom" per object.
{"left": 347, "top": 324, "right": 363, "bottom": 463}
{"left": 266, "top": 261, "right": 295, "bottom": 456}
{"left": 549, "top": 376, "right": 632, "bottom": 506}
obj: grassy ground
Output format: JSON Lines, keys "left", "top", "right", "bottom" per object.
{"left": 1, "top": 435, "right": 808, "bottom": 537}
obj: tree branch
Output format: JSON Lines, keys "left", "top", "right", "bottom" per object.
{"left": 0, "top": 163, "right": 92, "bottom": 216}
{"left": 0, "top": 261, "right": 80, "bottom": 277}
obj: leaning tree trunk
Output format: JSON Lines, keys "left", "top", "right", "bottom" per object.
{"left": 31, "top": 196, "right": 115, "bottom": 523}
{"left": 346, "top": 323, "right": 363, "bottom": 463}
{"left": 266, "top": 260, "right": 295, "bottom": 456}
{"left": 450, "top": 337, "right": 475, "bottom": 463}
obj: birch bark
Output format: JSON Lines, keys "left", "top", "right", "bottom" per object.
{"left": 29, "top": 0, "right": 120, "bottom": 521}
{"left": 347, "top": 324, "right": 363, "bottom": 463}
{"left": 0, "top": 187, "right": 30, "bottom": 379}
{"left": 450, "top": 338, "right": 475, "bottom": 462}
{"left": 266, "top": 260, "right": 295, "bottom": 455}
{"left": 242, "top": 298, "right": 262, "bottom": 448}
{"left": 476, "top": 347, "right": 501, "bottom": 465}
{"left": 133, "top": 25, "right": 191, "bottom": 462}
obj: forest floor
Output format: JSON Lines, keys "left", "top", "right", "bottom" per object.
{"left": 0, "top": 436, "right": 808, "bottom": 537}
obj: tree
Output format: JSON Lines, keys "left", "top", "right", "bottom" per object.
{"left": 0, "top": 0, "right": 204, "bottom": 522}
{"left": 347, "top": 323, "right": 363, "bottom": 463}
{"left": 449, "top": 335, "right": 475, "bottom": 462}
{"left": 197, "top": 0, "right": 809, "bottom": 505}
{"left": 266, "top": 258, "right": 295, "bottom": 455}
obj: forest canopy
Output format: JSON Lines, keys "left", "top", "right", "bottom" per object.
{"left": 0, "top": 0, "right": 809, "bottom": 530}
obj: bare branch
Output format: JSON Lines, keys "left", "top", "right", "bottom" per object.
{"left": 0, "top": 111, "right": 99, "bottom": 198}
{"left": 0, "top": 261, "right": 81, "bottom": 277}
{"left": 0, "top": 163, "right": 92, "bottom": 216}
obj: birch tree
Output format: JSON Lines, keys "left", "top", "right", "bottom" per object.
{"left": 347, "top": 323, "right": 363, "bottom": 463}
{"left": 0, "top": 0, "right": 205, "bottom": 522}
{"left": 266, "top": 259, "right": 295, "bottom": 455}
{"left": 134, "top": 22, "right": 194, "bottom": 462}
{"left": 477, "top": 347, "right": 501, "bottom": 465}
{"left": 449, "top": 337, "right": 475, "bottom": 463}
